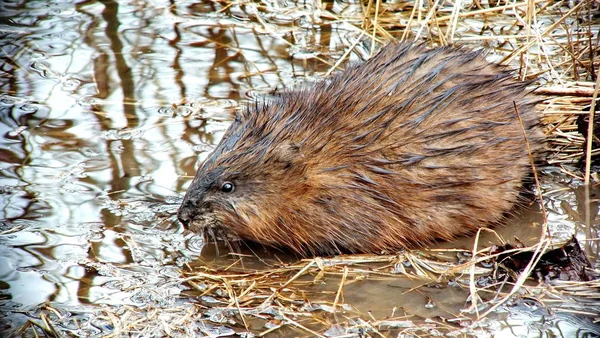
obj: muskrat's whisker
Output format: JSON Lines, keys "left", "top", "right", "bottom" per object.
{"left": 205, "top": 226, "right": 220, "bottom": 257}
{"left": 226, "top": 237, "right": 241, "bottom": 258}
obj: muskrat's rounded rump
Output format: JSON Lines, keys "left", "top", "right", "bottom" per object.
{"left": 177, "top": 43, "right": 544, "bottom": 255}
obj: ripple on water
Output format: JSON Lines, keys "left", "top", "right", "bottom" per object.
{"left": 189, "top": 99, "right": 238, "bottom": 120}
{"left": 103, "top": 127, "right": 145, "bottom": 141}
{"left": 185, "top": 235, "right": 206, "bottom": 255}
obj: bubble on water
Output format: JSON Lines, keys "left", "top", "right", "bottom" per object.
{"left": 131, "top": 212, "right": 155, "bottom": 223}
{"left": 103, "top": 129, "right": 119, "bottom": 140}
{"left": 103, "top": 128, "right": 144, "bottom": 140}
{"left": 476, "top": 276, "right": 492, "bottom": 287}
{"left": 45, "top": 306, "right": 71, "bottom": 322}
{"left": 301, "top": 303, "right": 323, "bottom": 312}
{"left": 59, "top": 312, "right": 101, "bottom": 333}
{"left": 88, "top": 231, "right": 105, "bottom": 241}
{"left": 164, "top": 195, "right": 181, "bottom": 204}
{"left": 157, "top": 267, "right": 180, "bottom": 278}
{"left": 156, "top": 296, "right": 176, "bottom": 309}
{"left": 157, "top": 106, "right": 175, "bottom": 117}
{"left": 29, "top": 51, "right": 46, "bottom": 59}
{"left": 175, "top": 255, "right": 192, "bottom": 267}
{"left": 175, "top": 105, "right": 193, "bottom": 117}
{"left": 7, "top": 126, "right": 28, "bottom": 137}
{"left": 151, "top": 203, "right": 180, "bottom": 214}
{"left": 29, "top": 60, "right": 58, "bottom": 78}
{"left": 124, "top": 201, "right": 150, "bottom": 214}
{"left": 76, "top": 96, "right": 96, "bottom": 108}
{"left": 81, "top": 148, "right": 99, "bottom": 157}
{"left": 480, "top": 259, "right": 494, "bottom": 268}
{"left": 60, "top": 183, "right": 86, "bottom": 194}
{"left": 129, "top": 288, "right": 177, "bottom": 309}
{"left": 69, "top": 326, "right": 104, "bottom": 337}
{"left": 192, "top": 143, "right": 213, "bottom": 153}
{"left": 205, "top": 309, "right": 231, "bottom": 324}
{"left": 19, "top": 103, "right": 38, "bottom": 113}
{"left": 0, "top": 95, "right": 17, "bottom": 106}
{"left": 94, "top": 263, "right": 117, "bottom": 277}
{"left": 1, "top": 301, "right": 23, "bottom": 310}
{"left": 25, "top": 308, "right": 42, "bottom": 319}
{"left": 137, "top": 175, "right": 153, "bottom": 182}
{"left": 244, "top": 90, "right": 261, "bottom": 100}
{"left": 324, "top": 324, "right": 347, "bottom": 337}
{"left": 89, "top": 316, "right": 116, "bottom": 333}
{"left": 62, "top": 78, "right": 81, "bottom": 91}
{"left": 189, "top": 99, "right": 238, "bottom": 120}
{"left": 29, "top": 60, "right": 51, "bottom": 72}
{"left": 48, "top": 7, "right": 61, "bottom": 15}
{"left": 200, "top": 296, "right": 220, "bottom": 304}
{"left": 103, "top": 279, "right": 136, "bottom": 290}
{"left": 162, "top": 233, "right": 185, "bottom": 245}
{"left": 264, "top": 319, "right": 282, "bottom": 329}
{"left": 199, "top": 322, "right": 236, "bottom": 336}
{"left": 424, "top": 299, "right": 436, "bottom": 309}
{"left": 98, "top": 197, "right": 121, "bottom": 215}
{"left": 124, "top": 128, "right": 145, "bottom": 140}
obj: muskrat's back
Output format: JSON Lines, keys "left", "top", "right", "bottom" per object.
{"left": 178, "top": 43, "right": 543, "bottom": 255}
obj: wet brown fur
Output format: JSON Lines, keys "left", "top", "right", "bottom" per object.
{"left": 178, "top": 43, "right": 544, "bottom": 255}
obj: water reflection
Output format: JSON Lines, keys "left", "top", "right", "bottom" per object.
{"left": 0, "top": 0, "right": 598, "bottom": 336}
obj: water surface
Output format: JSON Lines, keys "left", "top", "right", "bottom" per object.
{"left": 1, "top": 0, "right": 599, "bottom": 336}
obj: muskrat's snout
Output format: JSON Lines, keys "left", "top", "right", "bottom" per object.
{"left": 177, "top": 196, "right": 197, "bottom": 228}
{"left": 177, "top": 201, "right": 194, "bottom": 228}
{"left": 177, "top": 193, "right": 215, "bottom": 230}
{"left": 177, "top": 194, "right": 204, "bottom": 228}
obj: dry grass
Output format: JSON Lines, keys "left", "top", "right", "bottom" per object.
{"left": 12, "top": 0, "right": 600, "bottom": 337}
{"left": 19, "top": 242, "right": 600, "bottom": 336}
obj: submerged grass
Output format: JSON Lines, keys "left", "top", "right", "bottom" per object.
{"left": 13, "top": 0, "right": 600, "bottom": 337}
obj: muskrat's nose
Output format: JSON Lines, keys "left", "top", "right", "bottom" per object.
{"left": 177, "top": 204, "right": 192, "bottom": 228}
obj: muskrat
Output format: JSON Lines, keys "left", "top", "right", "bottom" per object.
{"left": 177, "top": 43, "right": 543, "bottom": 255}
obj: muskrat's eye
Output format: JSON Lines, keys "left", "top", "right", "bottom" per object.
{"left": 221, "top": 182, "right": 235, "bottom": 193}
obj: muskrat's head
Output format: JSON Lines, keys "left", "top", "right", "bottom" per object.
{"left": 177, "top": 103, "right": 312, "bottom": 249}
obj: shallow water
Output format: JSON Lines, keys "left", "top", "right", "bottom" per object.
{"left": 1, "top": 0, "right": 599, "bottom": 336}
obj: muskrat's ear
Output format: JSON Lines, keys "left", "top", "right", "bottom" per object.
{"left": 269, "top": 141, "right": 302, "bottom": 170}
